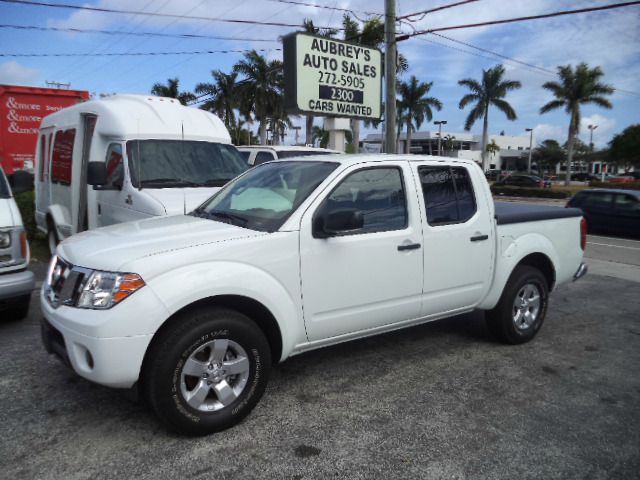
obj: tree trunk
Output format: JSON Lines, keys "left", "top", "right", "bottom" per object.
{"left": 351, "top": 119, "right": 360, "bottom": 153}
{"left": 305, "top": 115, "right": 314, "bottom": 146}
{"left": 259, "top": 119, "right": 267, "bottom": 145}
{"left": 406, "top": 123, "right": 412, "bottom": 154}
{"left": 565, "top": 119, "right": 576, "bottom": 187}
{"left": 481, "top": 108, "right": 489, "bottom": 172}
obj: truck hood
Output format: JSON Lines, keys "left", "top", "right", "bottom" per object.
{"left": 57, "top": 214, "right": 259, "bottom": 271}
{"left": 144, "top": 187, "right": 221, "bottom": 215}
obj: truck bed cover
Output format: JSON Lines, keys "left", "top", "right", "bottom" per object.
{"left": 494, "top": 202, "right": 582, "bottom": 225}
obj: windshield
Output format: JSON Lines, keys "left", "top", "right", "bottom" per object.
{"left": 193, "top": 161, "right": 339, "bottom": 232}
{"left": 0, "top": 169, "right": 10, "bottom": 198}
{"left": 127, "top": 140, "right": 248, "bottom": 188}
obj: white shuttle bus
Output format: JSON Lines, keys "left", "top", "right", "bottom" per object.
{"left": 34, "top": 94, "right": 247, "bottom": 253}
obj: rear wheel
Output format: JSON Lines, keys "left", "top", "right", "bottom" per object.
{"left": 486, "top": 265, "right": 549, "bottom": 344}
{"left": 143, "top": 307, "right": 271, "bottom": 436}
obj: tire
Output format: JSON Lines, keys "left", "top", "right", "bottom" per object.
{"left": 143, "top": 307, "right": 271, "bottom": 436}
{"left": 3, "top": 294, "right": 30, "bottom": 321}
{"left": 47, "top": 220, "right": 58, "bottom": 256}
{"left": 486, "top": 265, "right": 549, "bottom": 344}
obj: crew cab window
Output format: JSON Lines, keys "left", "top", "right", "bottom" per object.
{"left": 320, "top": 167, "right": 407, "bottom": 234}
{"left": 105, "top": 143, "right": 124, "bottom": 189}
{"left": 51, "top": 129, "right": 76, "bottom": 185}
{"left": 254, "top": 151, "right": 275, "bottom": 165}
{"left": 419, "top": 166, "right": 477, "bottom": 225}
{"left": 584, "top": 192, "right": 613, "bottom": 208}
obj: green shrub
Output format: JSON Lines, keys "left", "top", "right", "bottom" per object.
{"left": 13, "top": 190, "right": 38, "bottom": 240}
{"left": 588, "top": 181, "right": 640, "bottom": 190}
{"left": 491, "top": 186, "right": 570, "bottom": 199}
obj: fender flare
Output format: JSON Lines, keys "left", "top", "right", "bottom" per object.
{"left": 146, "top": 261, "right": 304, "bottom": 362}
{"left": 478, "top": 232, "right": 558, "bottom": 310}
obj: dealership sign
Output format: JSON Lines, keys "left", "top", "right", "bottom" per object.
{"left": 283, "top": 33, "right": 382, "bottom": 120}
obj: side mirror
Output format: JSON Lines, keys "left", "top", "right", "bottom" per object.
{"left": 313, "top": 208, "right": 364, "bottom": 238}
{"left": 87, "top": 162, "right": 107, "bottom": 187}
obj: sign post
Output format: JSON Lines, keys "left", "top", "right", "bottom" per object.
{"left": 283, "top": 33, "right": 383, "bottom": 151}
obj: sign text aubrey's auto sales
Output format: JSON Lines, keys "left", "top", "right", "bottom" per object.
{"left": 283, "top": 33, "right": 382, "bottom": 120}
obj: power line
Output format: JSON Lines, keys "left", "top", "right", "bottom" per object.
{"left": 0, "top": 48, "right": 281, "bottom": 58}
{"left": 0, "top": 23, "right": 278, "bottom": 43}
{"left": 397, "top": 1, "right": 640, "bottom": 40}
{"left": 0, "top": 0, "right": 343, "bottom": 30}
{"left": 398, "top": 0, "right": 480, "bottom": 21}
{"left": 267, "top": 0, "right": 381, "bottom": 16}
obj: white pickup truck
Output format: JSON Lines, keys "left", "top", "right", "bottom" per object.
{"left": 41, "top": 155, "right": 587, "bottom": 435}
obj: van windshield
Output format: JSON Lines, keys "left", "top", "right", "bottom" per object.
{"left": 0, "top": 169, "right": 11, "bottom": 199}
{"left": 192, "top": 161, "right": 339, "bottom": 232}
{"left": 127, "top": 140, "right": 247, "bottom": 188}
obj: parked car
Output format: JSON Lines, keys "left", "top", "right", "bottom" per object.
{"left": 607, "top": 175, "right": 637, "bottom": 184}
{"left": 0, "top": 166, "right": 34, "bottom": 319}
{"left": 571, "top": 172, "right": 598, "bottom": 182}
{"left": 41, "top": 155, "right": 587, "bottom": 435}
{"left": 484, "top": 169, "right": 503, "bottom": 181}
{"left": 237, "top": 145, "right": 341, "bottom": 166}
{"left": 567, "top": 188, "right": 640, "bottom": 236}
{"left": 495, "top": 174, "right": 552, "bottom": 188}
{"left": 35, "top": 94, "right": 248, "bottom": 254}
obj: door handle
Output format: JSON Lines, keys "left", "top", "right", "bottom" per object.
{"left": 470, "top": 234, "right": 489, "bottom": 242}
{"left": 397, "top": 243, "right": 421, "bottom": 251}
{"left": 125, "top": 194, "right": 132, "bottom": 205}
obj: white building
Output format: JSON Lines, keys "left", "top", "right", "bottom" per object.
{"left": 362, "top": 131, "right": 533, "bottom": 171}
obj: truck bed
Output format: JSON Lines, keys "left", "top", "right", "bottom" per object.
{"left": 494, "top": 202, "right": 582, "bottom": 225}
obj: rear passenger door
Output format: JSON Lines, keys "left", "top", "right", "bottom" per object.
{"left": 613, "top": 193, "right": 640, "bottom": 235}
{"left": 414, "top": 162, "right": 494, "bottom": 316}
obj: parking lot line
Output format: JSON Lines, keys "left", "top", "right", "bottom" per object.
{"left": 587, "top": 242, "right": 640, "bottom": 250}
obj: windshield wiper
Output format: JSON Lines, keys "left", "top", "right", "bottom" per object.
{"left": 201, "top": 178, "right": 232, "bottom": 187}
{"left": 207, "top": 210, "right": 249, "bottom": 226}
{"left": 140, "top": 178, "right": 200, "bottom": 187}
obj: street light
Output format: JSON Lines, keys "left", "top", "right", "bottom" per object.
{"left": 525, "top": 128, "right": 534, "bottom": 174}
{"left": 587, "top": 124, "right": 598, "bottom": 151}
{"left": 434, "top": 120, "right": 447, "bottom": 156}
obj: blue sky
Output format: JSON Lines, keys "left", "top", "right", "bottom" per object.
{"left": 1, "top": 0, "right": 638, "bottom": 148}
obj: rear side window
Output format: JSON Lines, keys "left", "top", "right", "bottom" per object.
{"left": 38, "top": 135, "right": 47, "bottom": 181}
{"left": 614, "top": 194, "right": 639, "bottom": 213}
{"left": 320, "top": 167, "right": 407, "bottom": 234}
{"left": 254, "top": 151, "right": 276, "bottom": 165}
{"left": 239, "top": 151, "right": 251, "bottom": 163}
{"left": 584, "top": 192, "right": 613, "bottom": 208}
{"left": 419, "top": 166, "right": 477, "bottom": 225}
{"left": 51, "top": 129, "right": 76, "bottom": 185}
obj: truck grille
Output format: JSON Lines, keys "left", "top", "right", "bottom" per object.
{"left": 45, "top": 256, "right": 89, "bottom": 308}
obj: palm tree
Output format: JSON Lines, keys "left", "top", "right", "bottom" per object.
{"left": 302, "top": 19, "right": 337, "bottom": 146}
{"left": 195, "top": 71, "right": 239, "bottom": 130}
{"left": 397, "top": 76, "right": 442, "bottom": 154}
{"left": 540, "top": 63, "right": 613, "bottom": 185}
{"left": 458, "top": 65, "right": 521, "bottom": 171}
{"left": 233, "top": 50, "right": 284, "bottom": 145}
{"left": 150, "top": 78, "right": 196, "bottom": 105}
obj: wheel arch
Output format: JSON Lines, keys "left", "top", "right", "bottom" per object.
{"left": 517, "top": 252, "right": 556, "bottom": 291}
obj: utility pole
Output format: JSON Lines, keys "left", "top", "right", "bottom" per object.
{"left": 526, "top": 128, "right": 534, "bottom": 174}
{"left": 384, "top": 0, "right": 397, "bottom": 154}
{"left": 434, "top": 120, "right": 447, "bottom": 156}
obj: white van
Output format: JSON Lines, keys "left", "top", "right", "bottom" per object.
{"left": 35, "top": 94, "right": 247, "bottom": 252}
{"left": 0, "top": 166, "right": 34, "bottom": 319}
{"left": 237, "top": 145, "right": 341, "bottom": 166}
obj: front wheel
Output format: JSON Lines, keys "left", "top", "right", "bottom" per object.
{"left": 486, "top": 265, "right": 549, "bottom": 344}
{"left": 143, "top": 307, "right": 271, "bottom": 436}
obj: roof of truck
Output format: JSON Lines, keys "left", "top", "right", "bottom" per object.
{"left": 39, "top": 94, "right": 231, "bottom": 143}
{"left": 269, "top": 153, "right": 482, "bottom": 167}
{"left": 237, "top": 145, "right": 341, "bottom": 153}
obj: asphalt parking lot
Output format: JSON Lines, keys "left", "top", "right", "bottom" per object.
{"left": 1, "top": 235, "right": 639, "bottom": 479}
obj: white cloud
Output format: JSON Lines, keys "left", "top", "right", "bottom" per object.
{"left": 0, "top": 61, "right": 40, "bottom": 85}
{"left": 533, "top": 123, "right": 566, "bottom": 145}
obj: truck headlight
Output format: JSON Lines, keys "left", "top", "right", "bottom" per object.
{"left": 0, "top": 231, "right": 10, "bottom": 248}
{"left": 76, "top": 271, "right": 145, "bottom": 309}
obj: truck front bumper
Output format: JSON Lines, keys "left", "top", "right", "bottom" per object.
{"left": 0, "top": 268, "right": 35, "bottom": 302}
{"left": 573, "top": 262, "right": 588, "bottom": 281}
